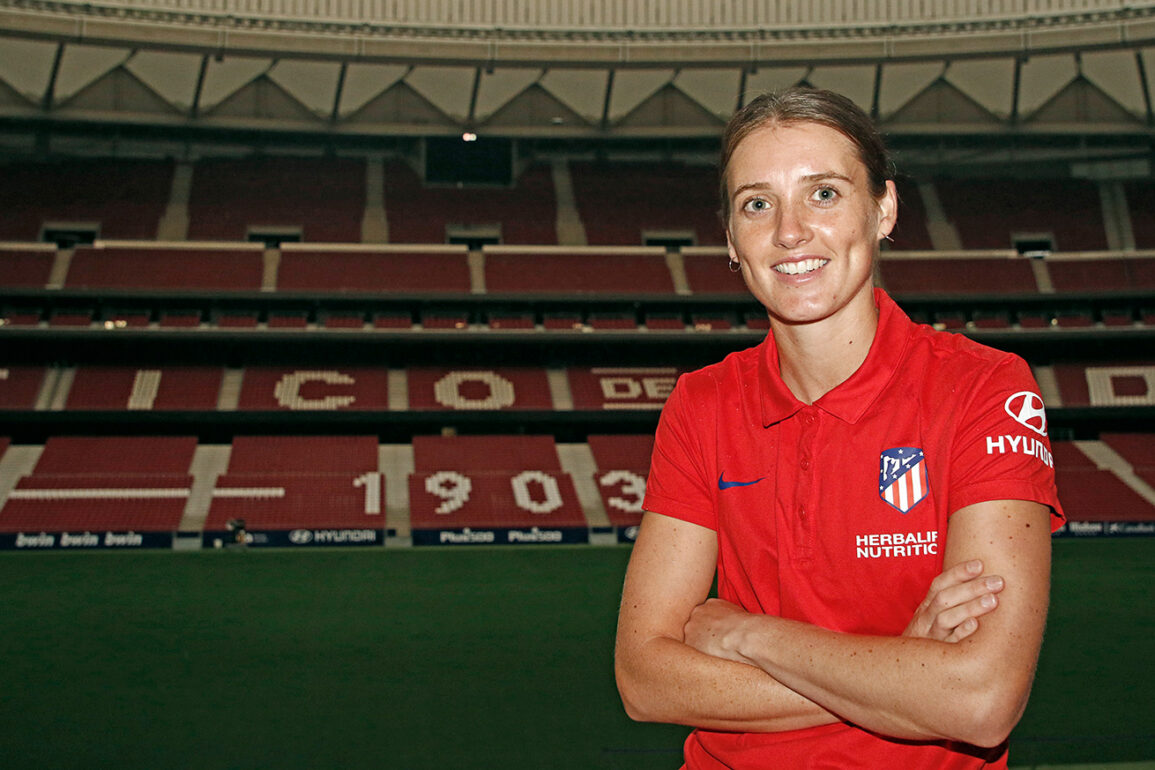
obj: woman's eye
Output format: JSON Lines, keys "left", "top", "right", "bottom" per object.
{"left": 813, "top": 187, "right": 838, "bottom": 203}
{"left": 743, "top": 198, "right": 769, "bottom": 212}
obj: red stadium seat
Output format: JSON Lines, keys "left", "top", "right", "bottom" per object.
{"left": 682, "top": 248, "right": 750, "bottom": 295}
{"left": 1050, "top": 362, "right": 1155, "bottom": 407}
{"left": 568, "top": 160, "right": 724, "bottom": 246}
{"left": 66, "top": 367, "right": 223, "bottom": 411}
{"left": 66, "top": 244, "right": 265, "bottom": 292}
{"left": 227, "top": 436, "right": 379, "bottom": 474}
{"left": 1046, "top": 255, "right": 1155, "bottom": 293}
{"left": 0, "top": 246, "right": 56, "bottom": 288}
{"left": 587, "top": 434, "right": 654, "bottom": 531}
{"left": 484, "top": 246, "right": 675, "bottom": 295}
{"left": 878, "top": 255, "right": 1039, "bottom": 295}
{"left": 0, "top": 159, "right": 173, "bottom": 240}
{"left": 236, "top": 368, "right": 391, "bottom": 411}
{"left": 567, "top": 367, "right": 679, "bottom": 411}
{"left": 0, "top": 367, "right": 47, "bottom": 409}
{"left": 935, "top": 178, "right": 1107, "bottom": 251}
{"left": 187, "top": 156, "right": 366, "bottom": 242}
{"left": 382, "top": 160, "right": 557, "bottom": 245}
{"left": 1100, "top": 433, "right": 1155, "bottom": 467}
{"left": 203, "top": 436, "right": 384, "bottom": 543}
{"left": 1054, "top": 467, "right": 1155, "bottom": 522}
{"left": 407, "top": 368, "right": 553, "bottom": 411}
{"left": 278, "top": 244, "right": 472, "bottom": 294}
{"left": 409, "top": 435, "right": 586, "bottom": 539}
{"left": 0, "top": 437, "right": 198, "bottom": 534}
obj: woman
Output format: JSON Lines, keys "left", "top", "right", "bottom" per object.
{"left": 614, "top": 87, "right": 1064, "bottom": 768}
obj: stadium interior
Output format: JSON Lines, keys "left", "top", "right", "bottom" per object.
{"left": 0, "top": 2, "right": 1153, "bottom": 767}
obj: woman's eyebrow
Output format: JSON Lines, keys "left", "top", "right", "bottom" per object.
{"left": 731, "top": 171, "right": 853, "bottom": 199}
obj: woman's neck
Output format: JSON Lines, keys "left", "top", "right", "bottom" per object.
{"left": 771, "top": 294, "right": 880, "bottom": 405}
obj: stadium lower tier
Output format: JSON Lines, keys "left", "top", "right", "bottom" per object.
{"left": 0, "top": 434, "right": 1151, "bottom": 549}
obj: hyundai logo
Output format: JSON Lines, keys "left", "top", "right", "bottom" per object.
{"left": 288, "top": 529, "right": 313, "bottom": 544}
{"left": 1004, "top": 391, "right": 1047, "bottom": 436}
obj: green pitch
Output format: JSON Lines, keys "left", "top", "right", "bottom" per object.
{"left": 0, "top": 539, "right": 1150, "bottom": 768}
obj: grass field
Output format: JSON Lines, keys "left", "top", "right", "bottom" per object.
{"left": 0, "top": 539, "right": 1151, "bottom": 769}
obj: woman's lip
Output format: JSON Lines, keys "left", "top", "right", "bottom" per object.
{"left": 773, "top": 257, "right": 829, "bottom": 276}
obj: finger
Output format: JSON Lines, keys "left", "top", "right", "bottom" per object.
{"left": 927, "top": 574, "right": 1004, "bottom": 620}
{"left": 930, "top": 559, "right": 984, "bottom": 594}
{"left": 933, "top": 591, "right": 1000, "bottom": 638}
{"left": 943, "top": 616, "right": 980, "bottom": 643}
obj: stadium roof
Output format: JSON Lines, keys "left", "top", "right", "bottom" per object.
{"left": 2, "top": 0, "right": 1155, "bottom": 169}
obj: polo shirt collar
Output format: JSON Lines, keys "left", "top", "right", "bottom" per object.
{"left": 758, "top": 288, "right": 913, "bottom": 427}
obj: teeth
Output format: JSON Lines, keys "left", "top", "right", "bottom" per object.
{"left": 774, "top": 258, "right": 828, "bottom": 275}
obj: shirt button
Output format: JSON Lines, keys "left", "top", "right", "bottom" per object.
{"left": 800, "top": 456, "right": 811, "bottom": 470}
{"left": 798, "top": 506, "right": 807, "bottom": 519}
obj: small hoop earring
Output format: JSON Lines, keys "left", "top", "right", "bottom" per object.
{"left": 883, "top": 234, "right": 895, "bottom": 243}
{"left": 728, "top": 257, "right": 741, "bottom": 273}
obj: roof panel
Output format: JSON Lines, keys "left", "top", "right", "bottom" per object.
{"left": 54, "top": 44, "right": 128, "bottom": 101}
{"left": 0, "top": 37, "right": 59, "bottom": 100}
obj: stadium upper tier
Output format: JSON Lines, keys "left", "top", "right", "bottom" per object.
{"left": 4, "top": 155, "right": 1155, "bottom": 252}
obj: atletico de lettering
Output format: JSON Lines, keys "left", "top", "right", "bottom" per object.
{"left": 878, "top": 447, "right": 929, "bottom": 514}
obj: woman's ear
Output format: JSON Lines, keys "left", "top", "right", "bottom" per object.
{"left": 876, "top": 179, "right": 898, "bottom": 241}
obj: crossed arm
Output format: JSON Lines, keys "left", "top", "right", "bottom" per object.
{"left": 614, "top": 499, "right": 1052, "bottom": 747}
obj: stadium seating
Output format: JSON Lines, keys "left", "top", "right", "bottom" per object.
{"left": 277, "top": 244, "right": 472, "bottom": 294}
{"left": 187, "top": 157, "right": 366, "bottom": 242}
{"left": 587, "top": 434, "right": 653, "bottom": 531}
{"left": 934, "top": 178, "right": 1108, "bottom": 251}
{"left": 1050, "top": 362, "right": 1154, "bottom": 407}
{"left": 567, "top": 367, "right": 680, "bottom": 411}
{"left": 236, "top": 368, "right": 391, "bottom": 411}
{"left": 0, "top": 159, "right": 174, "bottom": 241}
{"left": 203, "top": 436, "right": 384, "bottom": 537}
{"left": 681, "top": 247, "right": 748, "bottom": 295}
{"left": 0, "top": 245, "right": 57, "bottom": 289}
{"left": 408, "top": 435, "right": 586, "bottom": 538}
{"left": 1123, "top": 181, "right": 1155, "bottom": 248}
{"left": 0, "top": 436, "right": 197, "bottom": 533}
{"left": 407, "top": 368, "right": 553, "bottom": 410}
{"left": 0, "top": 366, "right": 47, "bottom": 409}
{"left": 65, "top": 243, "right": 265, "bottom": 292}
{"left": 568, "top": 160, "right": 725, "bottom": 246}
{"left": 382, "top": 160, "right": 558, "bottom": 245}
{"left": 483, "top": 246, "right": 675, "bottom": 294}
{"left": 66, "top": 367, "right": 224, "bottom": 411}
{"left": 1053, "top": 441, "right": 1155, "bottom": 524}
{"left": 1045, "top": 254, "right": 1155, "bottom": 293}
{"left": 877, "top": 253, "right": 1038, "bottom": 295}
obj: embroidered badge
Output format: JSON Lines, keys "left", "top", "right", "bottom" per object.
{"left": 879, "top": 447, "right": 929, "bottom": 514}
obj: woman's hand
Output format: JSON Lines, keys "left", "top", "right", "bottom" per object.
{"left": 903, "top": 559, "right": 1004, "bottom": 643}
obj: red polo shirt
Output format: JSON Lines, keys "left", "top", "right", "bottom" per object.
{"left": 643, "top": 289, "right": 1064, "bottom": 769}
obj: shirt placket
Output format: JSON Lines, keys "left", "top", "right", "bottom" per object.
{"left": 793, "top": 405, "right": 819, "bottom": 566}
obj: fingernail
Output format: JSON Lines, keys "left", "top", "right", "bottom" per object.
{"left": 981, "top": 594, "right": 997, "bottom": 608}
{"left": 968, "top": 559, "right": 982, "bottom": 573}
{"left": 986, "top": 577, "right": 1003, "bottom": 591}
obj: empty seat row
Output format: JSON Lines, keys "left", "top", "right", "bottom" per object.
{"left": 0, "top": 435, "right": 1150, "bottom": 548}
{"left": 2, "top": 362, "right": 1151, "bottom": 412}
{"left": 5, "top": 243, "right": 1153, "bottom": 298}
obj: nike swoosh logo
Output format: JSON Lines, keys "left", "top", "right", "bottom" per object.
{"left": 718, "top": 473, "right": 766, "bottom": 490}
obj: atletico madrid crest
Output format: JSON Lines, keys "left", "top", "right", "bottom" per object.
{"left": 879, "top": 447, "right": 929, "bottom": 514}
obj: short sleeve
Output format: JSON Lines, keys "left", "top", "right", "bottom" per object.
{"left": 948, "top": 354, "right": 1066, "bottom": 531}
{"left": 642, "top": 377, "right": 718, "bottom": 530}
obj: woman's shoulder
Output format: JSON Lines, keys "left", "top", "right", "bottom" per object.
{"left": 904, "top": 323, "right": 1035, "bottom": 399}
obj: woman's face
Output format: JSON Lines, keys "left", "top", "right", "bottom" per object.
{"left": 725, "top": 121, "right": 896, "bottom": 328}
